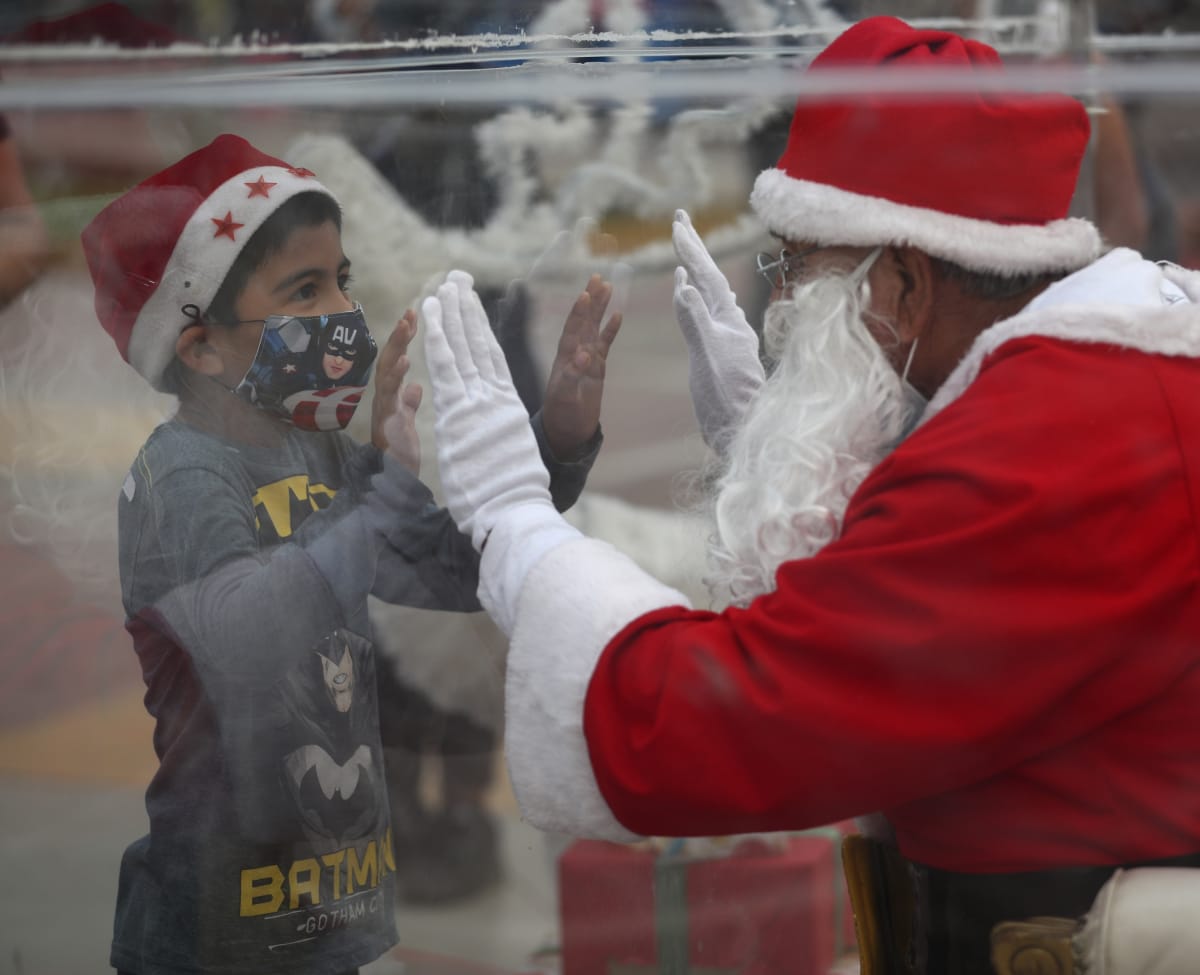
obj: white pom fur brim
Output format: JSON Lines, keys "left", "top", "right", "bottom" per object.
{"left": 751, "top": 168, "right": 1101, "bottom": 276}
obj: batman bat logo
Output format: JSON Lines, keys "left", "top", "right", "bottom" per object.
{"left": 284, "top": 744, "right": 378, "bottom": 842}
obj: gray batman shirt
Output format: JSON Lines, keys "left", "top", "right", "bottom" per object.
{"left": 110, "top": 414, "right": 595, "bottom": 975}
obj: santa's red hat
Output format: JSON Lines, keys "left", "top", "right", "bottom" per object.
{"left": 82, "top": 134, "right": 337, "bottom": 389}
{"left": 750, "top": 16, "right": 1100, "bottom": 275}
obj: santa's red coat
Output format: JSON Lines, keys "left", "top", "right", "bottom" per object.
{"left": 490, "top": 250, "right": 1200, "bottom": 873}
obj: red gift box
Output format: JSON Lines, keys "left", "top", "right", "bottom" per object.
{"left": 559, "top": 828, "right": 857, "bottom": 975}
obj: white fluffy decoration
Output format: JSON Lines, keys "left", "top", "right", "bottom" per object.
{"left": 529, "top": 0, "right": 595, "bottom": 37}
{"left": 0, "top": 268, "right": 173, "bottom": 613}
{"left": 530, "top": 0, "right": 645, "bottom": 38}
{"left": 289, "top": 103, "right": 768, "bottom": 296}
{"left": 564, "top": 491, "right": 711, "bottom": 607}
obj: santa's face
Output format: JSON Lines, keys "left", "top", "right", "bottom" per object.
{"left": 704, "top": 252, "right": 920, "bottom": 605}
{"left": 776, "top": 239, "right": 922, "bottom": 385}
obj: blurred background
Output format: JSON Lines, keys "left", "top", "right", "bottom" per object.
{"left": 1, "top": 2, "right": 1199, "bottom": 973}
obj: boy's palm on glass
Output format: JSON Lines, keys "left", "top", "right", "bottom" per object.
{"left": 372, "top": 309, "right": 423, "bottom": 474}
{"left": 542, "top": 275, "right": 623, "bottom": 458}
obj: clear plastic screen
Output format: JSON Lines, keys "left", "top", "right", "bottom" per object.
{"left": 1, "top": 2, "right": 1199, "bottom": 974}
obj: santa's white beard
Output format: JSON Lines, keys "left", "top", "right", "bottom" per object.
{"left": 704, "top": 268, "right": 919, "bottom": 607}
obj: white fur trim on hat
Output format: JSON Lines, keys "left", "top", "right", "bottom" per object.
{"left": 751, "top": 168, "right": 1102, "bottom": 277}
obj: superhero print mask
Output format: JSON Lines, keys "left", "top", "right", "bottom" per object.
{"left": 234, "top": 304, "right": 378, "bottom": 431}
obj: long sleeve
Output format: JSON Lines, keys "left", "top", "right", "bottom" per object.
{"left": 360, "top": 413, "right": 602, "bottom": 612}
{"left": 135, "top": 453, "right": 429, "bottom": 683}
{"left": 365, "top": 462, "right": 482, "bottom": 612}
{"left": 531, "top": 409, "right": 602, "bottom": 513}
{"left": 500, "top": 339, "right": 1200, "bottom": 870}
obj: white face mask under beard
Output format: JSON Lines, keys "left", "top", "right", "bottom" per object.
{"left": 703, "top": 248, "right": 926, "bottom": 607}
{"left": 898, "top": 334, "right": 929, "bottom": 440}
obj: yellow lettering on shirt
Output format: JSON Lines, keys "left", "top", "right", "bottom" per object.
{"left": 251, "top": 475, "right": 337, "bottom": 539}
{"left": 240, "top": 864, "right": 285, "bottom": 917}
{"left": 239, "top": 834, "right": 393, "bottom": 917}
{"left": 321, "top": 849, "right": 346, "bottom": 900}
{"left": 288, "top": 858, "right": 322, "bottom": 909}
{"left": 346, "top": 841, "right": 377, "bottom": 894}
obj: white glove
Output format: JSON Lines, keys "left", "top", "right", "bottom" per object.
{"left": 672, "top": 208, "right": 765, "bottom": 448}
{"left": 421, "top": 270, "right": 555, "bottom": 552}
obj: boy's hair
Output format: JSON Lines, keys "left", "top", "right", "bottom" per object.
{"left": 81, "top": 134, "right": 340, "bottom": 392}
{"left": 204, "top": 191, "right": 343, "bottom": 327}
{"left": 158, "top": 190, "right": 343, "bottom": 396}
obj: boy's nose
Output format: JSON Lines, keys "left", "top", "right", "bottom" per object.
{"left": 318, "top": 291, "right": 355, "bottom": 316}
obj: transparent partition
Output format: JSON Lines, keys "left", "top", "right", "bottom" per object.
{"left": 2, "top": 2, "right": 1199, "bottom": 974}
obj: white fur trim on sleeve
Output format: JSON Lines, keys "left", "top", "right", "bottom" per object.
{"left": 503, "top": 536, "right": 692, "bottom": 842}
{"left": 1075, "top": 868, "right": 1200, "bottom": 975}
{"left": 750, "top": 168, "right": 1101, "bottom": 276}
{"left": 478, "top": 500, "right": 584, "bottom": 636}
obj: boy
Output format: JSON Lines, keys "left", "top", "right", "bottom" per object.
{"left": 81, "top": 134, "right": 621, "bottom": 975}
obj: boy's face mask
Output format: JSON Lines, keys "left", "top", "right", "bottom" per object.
{"left": 233, "top": 303, "right": 378, "bottom": 431}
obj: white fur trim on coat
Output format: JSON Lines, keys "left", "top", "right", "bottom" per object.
{"left": 750, "top": 168, "right": 1102, "bottom": 276}
{"left": 502, "top": 535, "right": 691, "bottom": 842}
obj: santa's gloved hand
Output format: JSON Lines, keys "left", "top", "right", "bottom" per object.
{"left": 672, "top": 208, "right": 765, "bottom": 448}
{"left": 421, "top": 270, "right": 555, "bottom": 552}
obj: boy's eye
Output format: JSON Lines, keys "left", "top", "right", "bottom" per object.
{"left": 289, "top": 282, "right": 319, "bottom": 302}
{"left": 338, "top": 273, "right": 354, "bottom": 293}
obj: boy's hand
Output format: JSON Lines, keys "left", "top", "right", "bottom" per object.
{"left": 541, "top": 274, "right": 623, "bottom": 459}
{"left": 372, "top": 309, "right": 424, "bottom": 475}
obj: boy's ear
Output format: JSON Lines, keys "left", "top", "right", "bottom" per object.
{"left": 175, "top": 324, "right": 226, "bottom": 376}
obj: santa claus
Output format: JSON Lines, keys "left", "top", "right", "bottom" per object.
{"left": 420, "top": 16, "right": 1200, "bottom": 975}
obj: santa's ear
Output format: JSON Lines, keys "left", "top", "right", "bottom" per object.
{"left": 175, "top": 323, "right": 226, "bottom": 376}
{"left": 884, "top": 246, "right": 936, "bottom": 343}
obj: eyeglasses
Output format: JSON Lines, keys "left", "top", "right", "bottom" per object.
{"left": 754, "top": 245, "right": 825, "bottom": 289}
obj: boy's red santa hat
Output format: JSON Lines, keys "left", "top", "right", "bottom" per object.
{"left": 82, "top": 134, "right": 338, "bottom": 389}
{"left": 750, "top": 16, "right": 1101, "bottom": 275}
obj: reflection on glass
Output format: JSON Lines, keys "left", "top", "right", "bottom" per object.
{"left": 3, "top": 3, "right": 1200, "bottom": 975}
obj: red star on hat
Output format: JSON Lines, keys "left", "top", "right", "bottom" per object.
{"left": 245, "top": 175, "right": 277, "bottom": 198}
{"left": 211, "top": 211, "right": 244, "bottom": 241}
